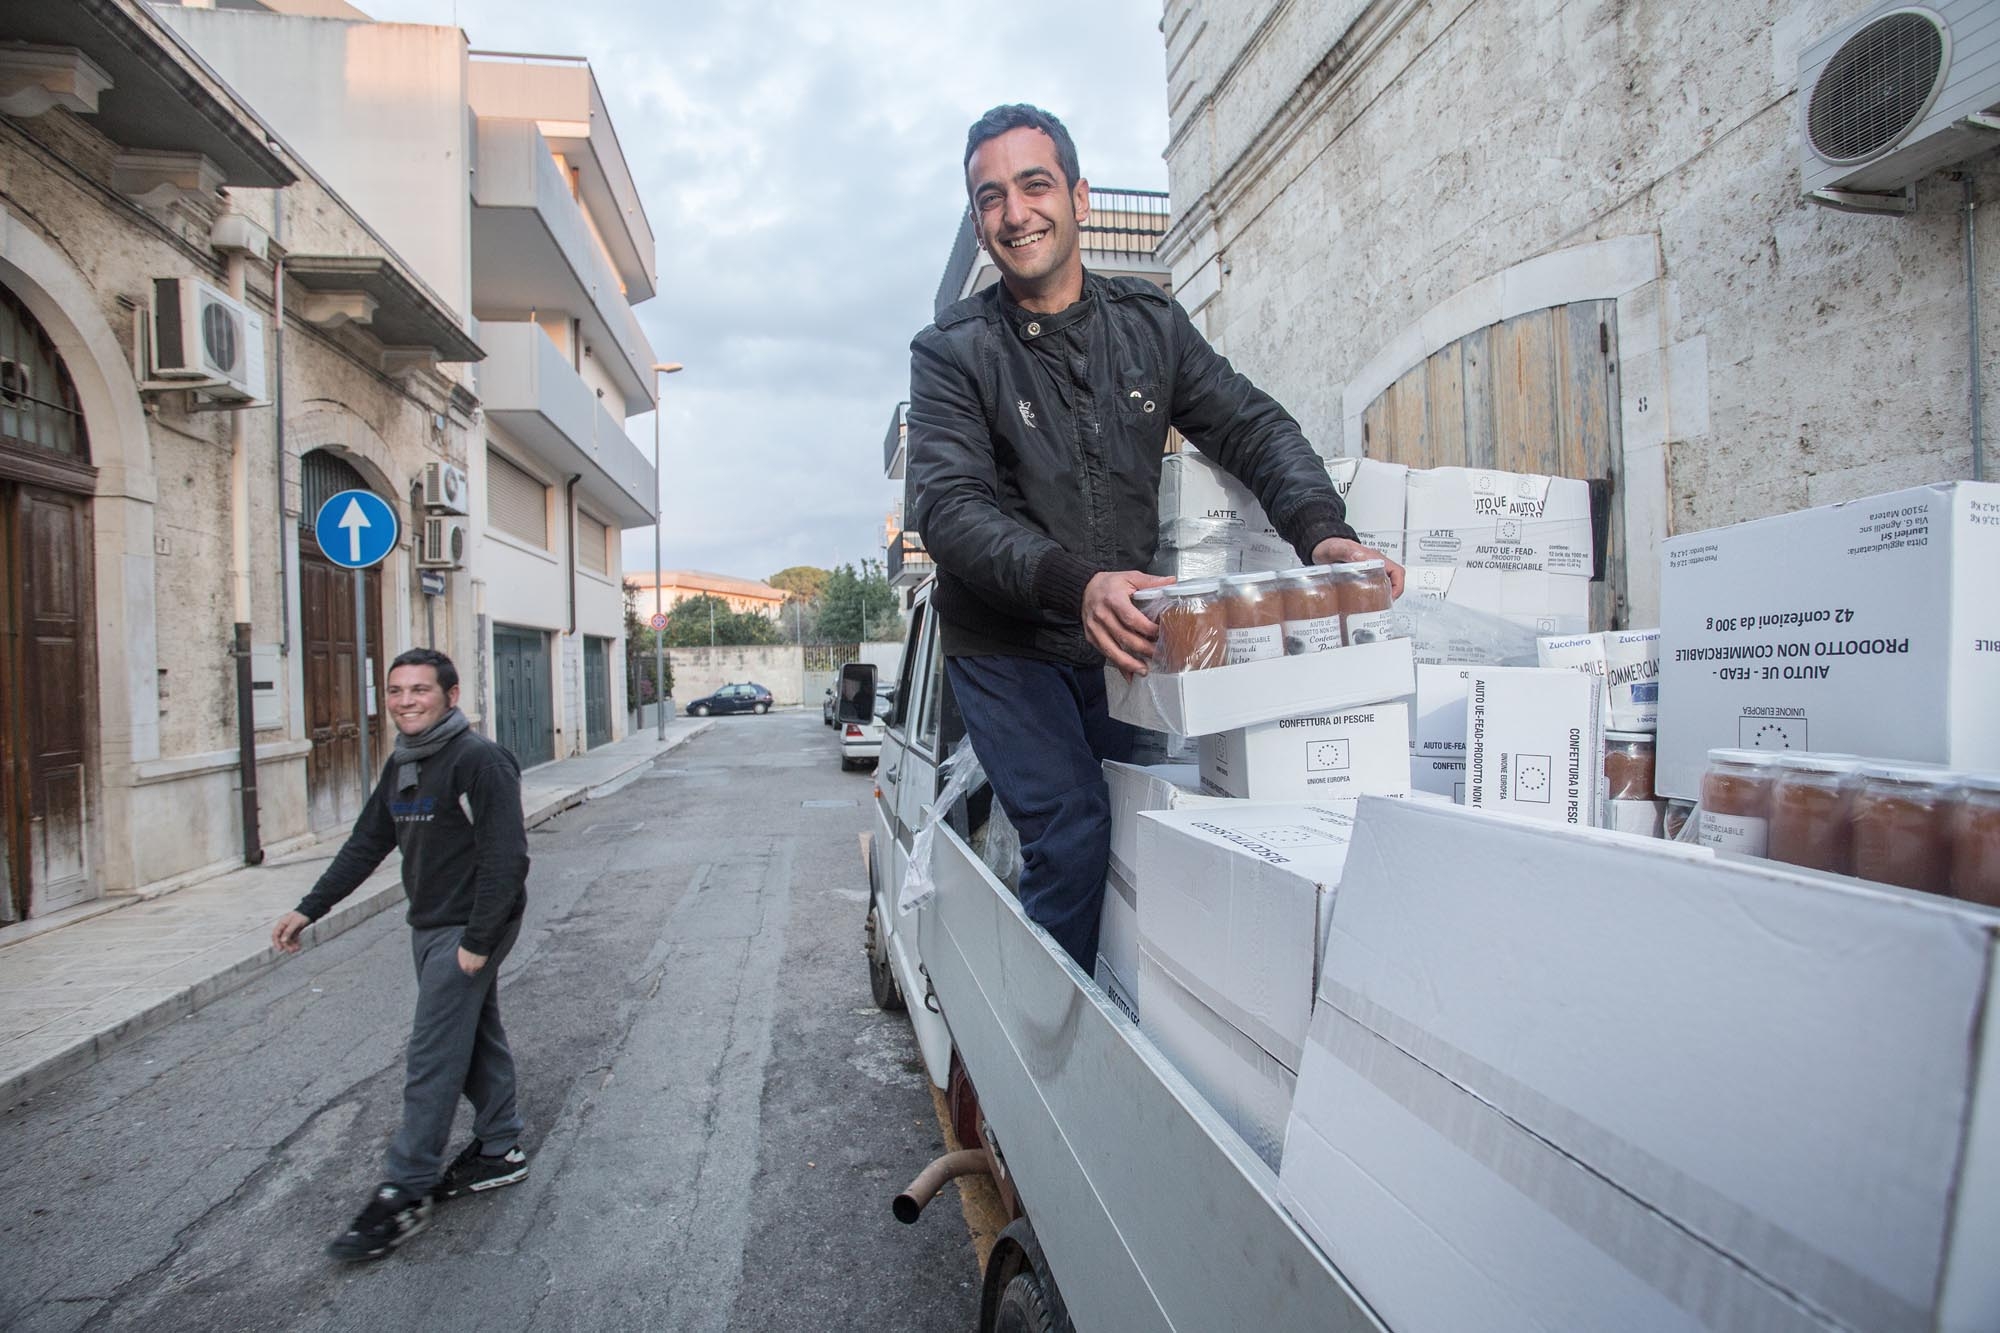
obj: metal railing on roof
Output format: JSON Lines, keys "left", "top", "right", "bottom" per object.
{"left": 888, "top": 530, "right": 933, "bottom": 586}
{"left": 932, "top": 187, "right": 1171, "bottom": 318}
{"left": 468, "top": 50, "right": 589, "bottom": 65}
{"left": 883, "top": 400, "right": 909, "bottom": 474}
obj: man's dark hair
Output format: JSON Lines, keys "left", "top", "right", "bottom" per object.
{"left": 389, "top": 647, "right": 458, "bottom": 693}
{"left": 964, "top": 104, "right": 1081, "bottom": 192}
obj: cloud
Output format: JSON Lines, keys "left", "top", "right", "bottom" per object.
{"left": 359, "top": 0, "right": 1170, "bottom": 582}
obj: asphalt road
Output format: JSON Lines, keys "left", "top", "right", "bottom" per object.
{"left": 0, "top": 712, "right": 981, "bottom": 1332}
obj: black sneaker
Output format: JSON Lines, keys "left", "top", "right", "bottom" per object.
{"left": 327, "top": 1183, "right": 432, "bottom": 1262}
{"left": 435, "top": 1141, "right": 530, "bottom": 1200}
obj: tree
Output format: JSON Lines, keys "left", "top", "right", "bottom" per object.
{"left": 766, "top": 565, "right": 829, "bottom": 602}
{"left": 623, "top": 578, "right": 671, "bottom": 700}
{"left": 663, "top": 593, "right": 784, "bottom": 648}
{"left": 818, "top": 560, "right": 901, "bottom": 642}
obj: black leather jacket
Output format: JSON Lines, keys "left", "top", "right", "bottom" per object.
{"left": 906, "top": 271, "right": 1353, "bottom": 664}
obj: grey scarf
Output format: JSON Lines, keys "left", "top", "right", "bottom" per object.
{"left": 392, "top": 706, "right": 471, "bottom": 792}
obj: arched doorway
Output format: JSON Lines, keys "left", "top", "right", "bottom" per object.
{"left": 298, "top": 449, "right": 386, "bottom": 831}
{"left": 0, "top": 281, "right": 98, "bottom": 922}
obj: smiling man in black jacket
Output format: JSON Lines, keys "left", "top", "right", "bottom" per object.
{"left": 271, "top": 647, "right": 531, "bottom": 1261}
{"left": 906, "top": 104, "right": 1402, "bottom": 969}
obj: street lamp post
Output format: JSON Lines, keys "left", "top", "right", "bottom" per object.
{"left": 652, "top": 361, "right": 683, "bottom": 740}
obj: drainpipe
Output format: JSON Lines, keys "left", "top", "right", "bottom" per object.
{"left": 1967, "top": 175, "right": 1986, "bottom": 482}
{"left": 273, "top": 202, "right": 291, "bottom": 654}
{"left": 227, "top": 249, "right": 263, "bottom": 864}
{"left": 566, "top": 475, "right": 581, "bottom": 636}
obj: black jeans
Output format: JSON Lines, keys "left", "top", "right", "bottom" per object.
{"left": 945, "top": 656, "right": 1136, "bottom": 967}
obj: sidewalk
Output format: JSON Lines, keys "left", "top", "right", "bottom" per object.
{"left": 0, "top": 717, "right": 715, "bottom": 1109}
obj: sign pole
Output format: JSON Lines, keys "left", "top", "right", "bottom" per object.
{"left": 355, "top": 567, "right": 370, "bottom": 786}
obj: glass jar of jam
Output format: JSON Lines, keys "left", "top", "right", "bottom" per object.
{"left": 1147, "top": 580, "right": 1227, "bottom": 673}
{"left": 1219, "top": 571, "right": 1285, "bottom": 663}
{"left": 1766, "top": 753, "right": 1863, "bottom": 876}
{"left": 1697, "top": 748, "right": 1785, "bottom": 856}
{"left": 1949, "top": 774, "right": 2000, "bottom": 908}
{"left": 1276, "top": 565, "right": 1343, "bottom": 655}
{"left": 1850, "top": 763, "right": 1954, "bottom": 895}
{"left": 1333, "top": 560, "right": 1401, "bottom": 645}
{"left": 1603, "top": 731, "right": 1656, "bottom": 801}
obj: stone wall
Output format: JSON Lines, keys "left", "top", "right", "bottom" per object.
{"left": 1162, "top": 0, "right": 1995, "bottom": 621}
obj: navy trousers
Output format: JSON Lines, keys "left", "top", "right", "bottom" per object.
{"left": 946, "top": 655, "right": 1137, "bottom": 968}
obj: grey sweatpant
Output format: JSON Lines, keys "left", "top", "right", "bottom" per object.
{"left": 385, "top": 918, "right": 525, "bottom": 1195}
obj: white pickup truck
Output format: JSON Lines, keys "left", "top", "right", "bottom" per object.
{"left": 854, "top": 579, "right": 1384, "bottom": 1333}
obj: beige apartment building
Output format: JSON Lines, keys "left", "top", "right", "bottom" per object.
{"left": 1159, "top": 0, "right": 1995, "bottom": 629}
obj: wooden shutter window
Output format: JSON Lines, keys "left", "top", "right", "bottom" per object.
{"left": 577, "top": 509, "right": 609, "bottom": 575}
{"left": 488, "top": 449, "right": 548, "bottom": 547}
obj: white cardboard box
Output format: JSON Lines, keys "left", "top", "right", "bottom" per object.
{"left": 1199, "top": 704, "right": 1411, "bottom": 801}
{"left": 1405, "top": 466, "right": 1595, "bottom": 577}
{"left": 1135, "top": 802, "right": 1357, "bottom": 1070}
{"left": 1402, "top": 564, "right": 1592, "bottom": 659}
{"left": 1281, "top": 796, "right": 2000, "bottom": 1333}
{"left": 1102, "top": 760, "right": 1224, "bottom": 884}
{"left": 1105, "top": 637, "right": 1415, "bottom": 737}
{"left": 1326, "top": 457, "right": 1409, "bottom": 562}
{"left": 1410, "top": 754, "right": 1466, "bottom": 803}
{"left": 1095, "top": 865, "right": 1141, "bottom": 1016}
{"left": 1538, "top": 630, "right": 1663, "bottom": 732}
{"left": 1157, "top": 449, "right": 1295, "bottom": 569}
{"left": 1412, "top": 663, "right": 1473, "bottom": 756}
{"left": 1466, "top": 667, "right": 1605, "bottom": 828}
{"left": 1139, "top": 951, "right": 1297, "bottom": 1171}
{"left": 1656, "top": 481, "right": 2000, "bottom": 799}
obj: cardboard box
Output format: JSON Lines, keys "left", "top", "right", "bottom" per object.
{"left": 1102, "top": 760, "right": 1225, "bottom": 883}
{"left": 1656, "top": 482, "right": 2000, "bottom": 798}
{"left": 1135, "top": 802, "right": 1357, "bottom": 1070}
{"left": 1157, "top": 449, "right": 1295, "bottom": 569}
{"left": 1405, "top": 466, "right": 1595, "bottom": 576}
{"left": 1411, "top": 754, "right": 1466, "bottom": 803}
{"left": 1199, "top": 704, "right": 1411, "bottom": 801}
{"left": 1402, "top": 564, "right": 1591, "bottom": 662}
{"left": 1105, "top": 637, "right": 1415, "bottom": 737}
{"left": 1125, "top": 729, "right": 1198, "bottom": 766}
{"left": 1139, "top": 952, "right": 1297, "bottom": 1171}
{"left": 1466, "top": 667, "right": 1604, "bottom": 828}
{"left": 1411, "top": 663, "right": 1473, "bottom": 756}
{"left": 1281, "top": 796, "right": 2000, "bottom": 1333}
{"left": 1539, "top": 630, "right": 1663, "bottom": 732}
{"left": 1095, "top": 865, "right": 1141, "bottom": 1016}
{"left": 1326, "top": 457, "right": 1409, "bottom": 562}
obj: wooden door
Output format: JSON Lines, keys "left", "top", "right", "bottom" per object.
{"left": 1361, "top": 301, "right": 1626, "bottom": 628}
{"left": 492, "top": 625, "right": 553, "bottom": 768}
{"left": 583, "top": 636, "right": 611, "bottom": 749}
{"left": 300, "top": 533, "right": 385, "bottom": 831}
{"left": 2, "top": 483, "right": 95, "bottom": 916}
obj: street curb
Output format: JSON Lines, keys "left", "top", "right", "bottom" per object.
{"left": 0, "top": 722, "right": 715, "bottom": 1110}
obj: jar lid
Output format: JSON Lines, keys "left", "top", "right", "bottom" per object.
{"left": 1857, "top": 761, "right": 1957, "bottom": 787}
{"left": 1706, "top": 747, "right": 1789, "bottom": 769}
{"left": 1770, "top": 752, "right": 1867, "bottom": 776}
{"left": 1275, "top": 565, "right": 1333, "bottom": 582}
{"left": 1604, "top": 730, "right": 1656, "bottom": 742}
{"left": 1219, "top": 571, "right": 1282, "bottom": 588}
{"left": 1335, "top": 559, "right": 1387, "bottom": 573}
{"left": 1959, "top": 771, "right": 2000, "bottom": 793}
{"left": 1166, "top": 578, "right": 1221, "bottom": 597}
{"left": 1132, "top": 587, "right": 1170, "bottom": 606}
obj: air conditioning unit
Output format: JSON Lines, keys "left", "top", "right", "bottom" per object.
{"left": 1800, "top": 2, "right": 2000, "bottom": 213}
{"left": 419, "top": 515, "right": 468, "bottom": 569}
{"left": 422, "top": 461, "right": 470, "bottom": 515}
{"left": 150, "top": 276, "right": 266, "bottom": 401}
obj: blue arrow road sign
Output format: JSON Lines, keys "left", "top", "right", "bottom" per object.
{"left": 313, "top": 489, "right": 398, "bottom": 569}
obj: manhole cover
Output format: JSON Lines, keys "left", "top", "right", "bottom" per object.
{"left": 801, "top": 800, "right": 857, "bottom": 809}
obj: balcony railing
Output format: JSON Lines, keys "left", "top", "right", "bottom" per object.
{"left": 934, "top": 188, "right": 1170, "bottom": 317}
{"left": 888, "top": 530, "right": 934, "bottom": 587}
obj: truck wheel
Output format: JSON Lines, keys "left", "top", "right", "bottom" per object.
{"left": 981, "top": 1218, "right": 1073, "bottom": 1333}
{"left": 993, "top": 1270, "right": 1060, "bottom": 1333}
{"left": 865, "top": 902, "right": 905, "bottom": 1011}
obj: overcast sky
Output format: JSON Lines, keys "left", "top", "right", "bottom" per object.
{"left": 357, "top": 0, "right": 1173, "bottom": 585}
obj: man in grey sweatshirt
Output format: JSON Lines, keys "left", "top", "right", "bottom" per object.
{"left": 270, "top": 647, "right": 531, "bottom": 1261}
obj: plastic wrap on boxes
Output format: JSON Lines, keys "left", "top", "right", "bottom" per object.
{"left": 1394, "top": 594, "right": 1543, "bottom": 667}
{"left": 899, "top": 738, "right": 986, "bottom": 918}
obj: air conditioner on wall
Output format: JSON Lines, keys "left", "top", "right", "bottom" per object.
{"left": 1799, "top": 1, "right": 2000, "bottom": 214}
{"left": 149, "top": 276, "right": 266, "bottom": 402}
{"left": 422, "top": 461, "right": 470, "bottom": 515}
{"left": 418, "top": 515, "right": 468, "bottom": 569}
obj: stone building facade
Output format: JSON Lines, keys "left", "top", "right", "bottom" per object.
{"left": 1, "top": 0, "right": 480, "bottom": 918}
{"left": 1159, "top": 0, "right": 1996, "bottom": 625}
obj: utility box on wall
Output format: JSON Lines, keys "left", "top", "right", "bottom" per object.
{"left": 251, "top": 643, "right": 286, "bottom": 731}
